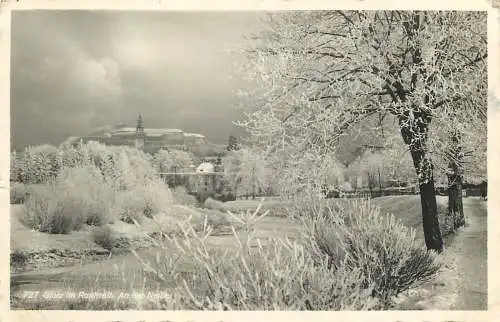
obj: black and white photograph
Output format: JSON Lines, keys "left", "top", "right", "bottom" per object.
{"left": 6, "top": 4, "right": 490, "bottom": 313}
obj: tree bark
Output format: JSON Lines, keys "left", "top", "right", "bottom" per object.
{"left": 400, "top": 114, "right": 444, "bottom": 253}
{"left": 410, "top": 150, "right": 444, "bottom": 252}
{"left": 447, "top": 169, "right": 465, "bottom": 229}
{"left": 446, "top": 131, "right": 466, "bottom": 230}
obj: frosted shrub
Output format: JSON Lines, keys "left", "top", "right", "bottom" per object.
{"left": 22, "top": 165, "right": 114, "bottom": 233}
{"left": 22, "top": 184, "right": 86, "bottom": 234}
{"left": 308, "top": 200, "right": 442, "bottom": 307}
{"left": 134, "top": 204, "right": 379, "bottom": 310}
{"left": 135, "top": 198, "right": 440, "bottom": 310}
{"left": 203, "top": 197, "right": 226, "bottom": 211}
{"left": 283, "top": 188, "right": 333, "bottom": 220}
{"left": 56, "top": 166, "right": 115, "bottom": 226}
{"left": 92, "top": 225, "right": 117, "bottom": 251}
{"left": 19, "top": 142, "right": 173, "bottom": 233}
{"left": 113, "top": 190, "right": 150, "bottom": 224}
{"left": 202, "top": 209, "right": 231, "bottom": 233}
{"left": 113, "top": 180, "right": 173, "bottom": 223}
{"left": 172, "top": 186, "right": 198, "bottom": 207}
{"left": 10, "top": 182, "right": 27, "bottom": 204}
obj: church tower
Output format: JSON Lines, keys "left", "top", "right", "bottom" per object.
{"left": 135, "top": 113, "right": 145, "bottom": 150}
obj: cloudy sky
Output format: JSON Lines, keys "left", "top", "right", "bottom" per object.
{"left": 11, "top": 10, "right": 265, "bottom": 150}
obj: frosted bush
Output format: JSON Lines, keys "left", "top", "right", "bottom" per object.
{"left": 172, "top": 186, "right": 198, "bottom": 207}
{"left": 307, "top": 199, "right": 442, "bottom": 307}
{"left": 203, "top": 197, "right": 226, "bottom": 211}
{"left": 22, "top": 165, "right": 115, "bottom": 233}
{"left": 134, "top": 205, "right": 379, "bottom": 310}
{"left": 10, "top": 182, "right": 27, "bottom": 204}
{"left": 22, "top": 184, "right": 86, "bottom": 234}
{"left": 112, "top": 180, "right": 173, "bottom": 224}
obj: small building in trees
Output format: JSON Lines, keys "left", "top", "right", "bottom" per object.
{"left": 196, "top": 162, "right": 215, "bottom": 173}
{"left": 192, "top": 162, "right": 220, "bottom": 202}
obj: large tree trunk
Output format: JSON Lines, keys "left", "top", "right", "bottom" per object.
{"left": 410, "top": 150, "right": 444, "bottom": 252}
{"left": 447, "top": 132, "right": 466, "bottom": 230}
{"left": 400, "top": 115, "right": 444, "bottom": 253}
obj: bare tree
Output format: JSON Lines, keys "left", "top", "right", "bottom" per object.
{"left": 237, "top": 11, "right": 487, "bottom": 252}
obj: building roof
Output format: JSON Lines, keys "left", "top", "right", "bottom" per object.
{"left": 112, "top": 127, "right": 184, "bottom": 135}
{"left": 146, "top": 128, "right": 184, "bottom": 134}
{"left": 196, "top": 162, "right": 215, "bottom": 173}
{"left": 113, "top": 127, "right": 136, "bottom": 133}
{"left": 110, "top": 131, "right": 137, "bottom": 137}
{"left": 184, "top": 133, "right": 205, "bottom": 138}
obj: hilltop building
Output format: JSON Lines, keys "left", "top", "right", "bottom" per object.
{"left": 61, "top": 114, "right": 206, "bottom": 153}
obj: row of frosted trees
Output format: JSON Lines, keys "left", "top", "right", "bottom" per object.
{"left": 11, "top": 141, "right": 199, "bottom": 187}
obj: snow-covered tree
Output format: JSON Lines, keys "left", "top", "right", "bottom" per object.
{"left": 20, "top": 144, "right": 59, "bottom": 184}
{"left": 236, "top": 147, "right": 270, "bottom": 199}
{"left": 153, "top": 149, "right": 194, "bottom": 173}
{"left": 237, "top": 11, "right": 487, "bottom": 252}
{"left": 222, "top": 150, "right": 242, "bottom": 197}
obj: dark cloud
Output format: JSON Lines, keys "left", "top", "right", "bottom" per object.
{"left": 11, "top": 10, "right": 263, "bottom": 150}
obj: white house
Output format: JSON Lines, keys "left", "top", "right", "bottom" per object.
{"left": 196, "top": 162, "right": 215, "bottom": 173}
